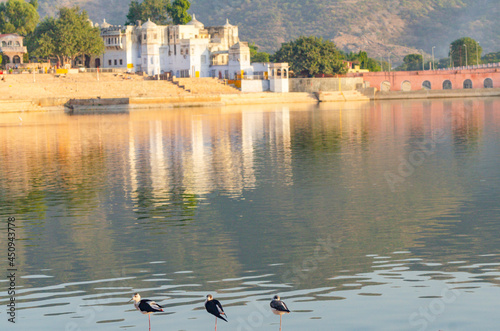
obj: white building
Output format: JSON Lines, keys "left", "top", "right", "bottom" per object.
{"left": 97, "top": 16, "right": 253, "bottom": 79}
{"left": 0, "top": 33, "right": 27, "bottom": 69}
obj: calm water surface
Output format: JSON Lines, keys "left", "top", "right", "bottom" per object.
{"left": 1, "top": 98, "right": 500, "bottom": 330}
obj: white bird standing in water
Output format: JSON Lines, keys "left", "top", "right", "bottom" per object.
{"left": 129, "top": 293, "right": 164, "bottom": 331}
{"left": 270, "top": 295, "right": 290, "bottom": 331}
{"left": 205, "top": 294, "right": 227, "bottom": 330}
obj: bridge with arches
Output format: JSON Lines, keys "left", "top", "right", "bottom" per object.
{"left": 347, "top": 64, "right": 500, "bottom": 92}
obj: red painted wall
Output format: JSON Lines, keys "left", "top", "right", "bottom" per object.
{"left": 346, "top": 67, "right": 500, "bottom": 91}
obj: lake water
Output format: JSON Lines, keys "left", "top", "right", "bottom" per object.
{"left": 1, "top": 98, "right": 500, "bottom": 331}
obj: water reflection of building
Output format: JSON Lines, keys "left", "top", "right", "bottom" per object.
{"left": 150, "top": 120, "right": 168, "bottom": 205}
{"left": 0, "top": 100, "right": 490, "bottom": 216}
{"left": 0, "top": 102, "right": 498, "bottom": 285}
{"left": 123, "top": 108, "right": 293, "bottom": 200}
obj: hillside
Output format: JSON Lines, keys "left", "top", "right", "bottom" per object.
{"left": 32, "top": 0, "right": 499, "bottom": 62}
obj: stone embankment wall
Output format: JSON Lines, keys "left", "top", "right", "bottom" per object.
{"left": 348, "top": 67, "right": 500, "bottom": 91}
{"left": 374, "top": 87, "right": 500, "bottom": 100}
{"left": 289, "top": 77, "right": 365, "bottom": 93}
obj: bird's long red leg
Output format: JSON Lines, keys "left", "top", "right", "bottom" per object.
{"left": 149, "top": 314, "right": 151, "bottom": 331}
{"left": 215, "top": 316, "right": 218, "bottom": 331}
{"left": 280, "top": 314, "right": 282, "bottom": 331}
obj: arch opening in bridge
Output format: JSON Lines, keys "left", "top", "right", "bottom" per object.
{"left": 484, "top": 78, "right": 493, "bottom": 88}
{"left": 401, "top": 80, "right": 411, "bottom": 92}
{"left": 422, "top": 80, "right": 431, "bottom": 90}
{"left": 463, "top": 79, "right": 473, "bottom": 89}
{"left": 381, "top": 81, "right": 390, "bottom": 92}
{"left": 443, "top": 80, "right": 452, "bottom": 90}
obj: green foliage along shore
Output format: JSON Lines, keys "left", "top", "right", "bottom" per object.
{"left": 450, "top": 37, "right": 482, "bottom": 67}
{"left": 27, "top": 7, "right": 103, "bottom": 65}
{"left": 125, "top": 0, "right": 191, "bottom": 26}
{"left": 272, "top": 36, "right": 347, "bottom": 77}
{"left": 0, "top": 0, "right": 39, "bottom": 36}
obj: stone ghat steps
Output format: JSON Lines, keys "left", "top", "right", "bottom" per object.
{"left": 1, "top": 72, "right": 145, "bottom": 83}
{"left": 0, "top": 73, "right": 189, "bottom": 100}
{"left": 173, "top": 77, "right": 241, "bottom": 94}
{"left": 1, "top": 74, "right": 241, "bottom": 100}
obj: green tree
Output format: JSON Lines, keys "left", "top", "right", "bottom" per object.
{"left": 450, "top": 37, "right": 481, "bottom": 67}
{"left": 249, "top": 43, "right": 270, "bottom": 63}
{"left": 365, "top": 57, "right": 381, "bottom": 71}
{"left": 28, "top": 7, "right": 104, "bottom": 66}
{"left": 396, "top": 54, "right": 423, "bottom": 71}
{"left": 126, "top": 0, "right": 171, "bottom": 25}
{"left": 378, "top": 59, "right": 390, "bottom": 71}
{"left": 0, "top": 0, "right": 39, "bottom": 36}
{"left": 169, "top": 0, "right": 191, "bottom": 25}
{"left": 437, "top": 57, "right": 451, "bottom": 69}
{"left": 27, "top": 17, "right": 56, "bottom": 59}
{"left": 481, "top": 52, "right": 500, "bottom": 64}
{"left": 125, "top": 1, "right": 143, "bottom": 25}
{"left": 272, "top": 36, "right": 346, "bottom": 77}
{"left": 350, "top": 51, "right": 368, "bottom": 68}
{"left": 345, "top": 50, "right": 381, "bottom": 71}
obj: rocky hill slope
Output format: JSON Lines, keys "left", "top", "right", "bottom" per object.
{"left": 33, "top": 0, "right": 499, "bottom": 62}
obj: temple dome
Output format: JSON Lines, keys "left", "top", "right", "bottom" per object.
{"left": 142, "top": 18, "right": 157, "bottom": 29}
{"left": 187, "top": 14, "right": 204, "bottom": 29}
{"left": 101, "top": 19, "right": 111, "bottom": 28}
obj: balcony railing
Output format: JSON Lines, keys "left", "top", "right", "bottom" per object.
{"left": 105, "top": 42, "right": 123, "bottom": 49}
{"left": 0, "top": 46, "right": 27, "bottom": 53}
{"left": 211, "top": 60, "right": 228, "bottom": 66}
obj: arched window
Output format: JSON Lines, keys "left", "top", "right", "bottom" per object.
{"left": 422, "top": 80, "right": 431, "bottom": 90}
{"left": 14, "top": 41, "right": 20, "bottom": 46}
{"left": 484, "top": 78, "right": 493, "bottom": 88}
{"left": 13, "top": 55, "right": 21, "bottom": 64}
{"left": 401, "top": 80, "right": 411, "bottom": 92}
{"left": 283, "top": 69, "right": 288, "bottom": 78}
{"left": 443, "top": 80, "right": 452, "bottom": 89}
{"left": 381, "top": 81, "right": 391, "bottom": 92}
{"left": 277, "top": 69, "right": 282, "bottom": 77}
{"left": 463, "top": 79, "right": 473, "bottom": 89}
{"left": 1, "top": 41, "right": 7, "bottom": 46}
{"left": 3, "top": 55, "right": 10, "bottom": 64}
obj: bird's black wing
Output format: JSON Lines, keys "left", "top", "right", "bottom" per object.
{"left": 139, "top": 299, "right": 163, "bottom": 312}
{"left": 213, "top": 300, "right": 225, "bottom": 313}
{"left": 205, "top": 300, "right": 228, "bottom": 322}
{"left": 214, "top": 299, "right": 228, "bottom": 320}
{"left": 271, "top": 299, "right": 290, "bottom": 313}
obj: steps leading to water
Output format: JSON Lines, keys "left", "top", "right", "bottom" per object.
{"left": 172, "top": 77, "right": 241, "bottom": 94}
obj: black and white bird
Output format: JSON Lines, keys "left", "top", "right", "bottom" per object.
{"left": 204, "top": 294, "right": 228, "bottom": 330}
{"left": 270, "top": 295, "right": 290, "bottom": 331}
{"left": 129, "top": 293, "right": 164, "bottom": 331}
